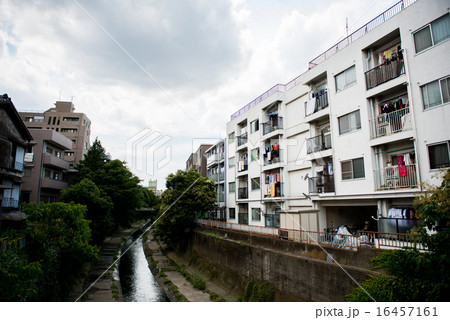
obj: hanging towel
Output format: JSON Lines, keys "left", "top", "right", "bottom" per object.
{"left": 398, "top": 165, "right": 407, "bottom": 177}
{"left": 270, "top": 183, "right": 275, "bottom": 197}
{"left": 306, "top": 98, "right": 316, "bottom": 116}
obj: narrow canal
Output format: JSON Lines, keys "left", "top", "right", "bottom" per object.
{"left": 118, "top": 227, "right": 169, "bottom": 302}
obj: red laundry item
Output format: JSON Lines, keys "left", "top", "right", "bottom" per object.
{"left": 398, "top": 165, "right": 407, "bottom": 177}
{"left": 397, "top": 155, "right": 404, "bottom": 165}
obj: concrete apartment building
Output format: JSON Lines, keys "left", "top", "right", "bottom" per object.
{"left": 205, "top": 140, "right": 226, "bottom": 220}
{"left": 19, "top": 101, "right": 91, "bottom": 168}
{"left": 21, "top": 129, "right": 72, "bottom": 203}
{"left": 225, "top": 0, "right": 450, "bottom": 234}
{"left": 186, "top": 144, "right": 213, "bottom": 177}
{"left": 0, "top": 94, "right": 33, "bottom": 220}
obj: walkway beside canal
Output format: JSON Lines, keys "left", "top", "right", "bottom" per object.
{"left": 69, "top": 220, "right": 151, "bottom": 302}
{"left": 145, "top": 232, "right": 238, "bottom": 302}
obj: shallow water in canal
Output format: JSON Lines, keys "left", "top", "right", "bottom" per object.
{"left": 118, "top": 232, "right": 169, "bottom": 302}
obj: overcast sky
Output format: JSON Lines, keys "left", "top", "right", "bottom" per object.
{"left": 1, "top": 0, "right": 401, "bottom": 189}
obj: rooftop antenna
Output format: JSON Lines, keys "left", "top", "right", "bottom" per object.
{"left": 346, "top": 17, "right": 349, "bottom": 38}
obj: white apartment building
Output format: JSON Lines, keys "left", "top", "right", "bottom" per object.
{"left": 226, "top": 0, "right": 450, "bottom": 235}
{"left": 205, "top": 140, "right": 227, "bottom": 220}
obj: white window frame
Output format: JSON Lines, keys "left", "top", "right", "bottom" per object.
{"left": 341, "top": 157, "right": 365, "bottom": 180}
{"left": 338, "top": 110, "right": 361, "bottom": 135}
{"left": 335, "top": 65, "right": 356, "bottom": 92}
{"left": 413, "top": 14, "right": 450, "bottom": 54}
{"left": 422, "top": 76, "right": 450, "bottom": 109}
{"left": 251, "top": 208, "right": 261, "bottom": 221}
{"left": 428, "top": 141, "right": 450, "bottom": 170}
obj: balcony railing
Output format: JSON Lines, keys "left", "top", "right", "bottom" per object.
{"left": 305, "top": 91, "right": 328, "bottom": 117}
{"left": 264, "top": 182, "right": 284, "bottom": 198}
{"left": 308, "top": 175, "right": 335, "bottom": 193}
{"left": 1, "top": 198, "right": 19, "bottom": 208}
{"left": 238, "top": 187, "right": 248, "bottom": 199}
{"left": 365, "top": 59, "right": 405, "bottom": 90}
{"left": 374, "top": 164, "right": 418, "bottom": 191}
{"left": 237, "top": 160, "right": 248, "bottom": 172}
{"left": 264, "top": 149, "right": 283, "bottom": 166}
{"left": 262, "top": 116, "right": 283, "bottom": 135}
{"left": 369, "top": 107, "right": 411, "bottom": 139}
{"left": 207, "top": 153, "right": 219, "bottom": 165}
{"left": 237, "top": 132, "right": 248, "bottom": 147}
{"left": 209, "top": 173, "right": 225, "bottom": 182}
{"left": 10, "top": 160, "right": 24, "bottom": 172}
{"left": 306, "top": 135, "right": 331, "bottom": 154}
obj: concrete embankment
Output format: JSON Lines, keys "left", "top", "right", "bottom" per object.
{"left": 184, "top": 226, "right": 382, "bottom": 302}
{"left": 143, "top": 231, "right": 238, "bottom": 302}
{"left": 69, "top": 220, "right": 151, "bottom": 302}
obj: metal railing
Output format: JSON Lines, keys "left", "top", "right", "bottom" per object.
{"left": 10, "top": 160, "right": 24, "bottom": 171}
{"left": 374, "top": 164, "right": 418, "bottom": 190}
{"left": 196, "top": 219, "right": 425, "bottom": 251}
{"left": 230, "top": 84, "right": 286, "bottom": 120}
{"left": 209, "top": 173, "right": 225, "bottom": 182}
{"left": 237, "top": 132, "right": 248, "bottom": 147}
{"left": 1, "top": 237, "right": 26, "bottom": 251}
{"left": 308, "top": 0, "right": 417, "bottom": 69}
{"left": 263, "top": 149, "right": 283, "bottom": 166}
{"left": 369, "top": 107, "right": 411, "bottom": 139}
{"left": 365, "top": 59, "right": 405, "bottom": 90}
{"left": 1, "top": 198, "right": 19, "bottom": 208}
{"left": 262, "top": 116, "right": 284, "bottom": 135}
{"left": 306, "top": 134, "right": 331, "bottom": 154}
{"left": 264, "top": 182, "right": 284, "bottom": 198}
{"left": 304, "top": 91, "right": 329, "bottom": 117}
{"left": 308, "top": 175, "right": 335, "bottom": 193}
{"left": 238, "top": 187, "right": 248, "bottom": 199}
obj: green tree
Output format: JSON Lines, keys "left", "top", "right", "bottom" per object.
{"left": 61, "top": 178, "right": 114, "bottom": 244}
{"left": 154, "top": 169, "right": 216, "bottom": 249}
{"left": 346, "top": 169, "right": 450, "bottom": 302}
{"left": 75, "top": 137, "right": 109, "bottom": 181}
{"left": 95, "top": 159, "right": 142, "bottom": 227}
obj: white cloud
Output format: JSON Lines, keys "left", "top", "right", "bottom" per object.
{"left": 0, "top": 0, "right": 401, "bottom": 189}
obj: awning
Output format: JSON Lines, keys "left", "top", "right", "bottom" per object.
{"left": 281, "top": 208, "right": 320, "bottom": 214}
{"left": 0, "top": 211, "right": 27, "bottom": 221}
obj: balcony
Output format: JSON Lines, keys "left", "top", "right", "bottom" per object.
{"left": 305, "top": 91, "right": 328, "bottom": 117}
{"left": 263, "top": 149, "right": 283, "bottom": 166}
{"left": 369, "top": 107, "right": 411, "bottom": 139}
{"left": 308, "top": 175, "right": 335, "bottom": 193}
{"left": 209, "top": 172, "right": 225, "bottom": 182}
{"left": 41, "top": 178, "right": 68, "bottom": 190}
{"left": 238, "top": 187, "right": 248, "bottom": 200}
{"left": 10, "top": 160, "right": 23, "bottom": 172}
{"left": 373, "top": 164, "right": 418, "bottom": 191}
{"left": 237, "top": 160, "right": 248, "bottom": 173}
{"left": 207, "top": 153, "right": 219, "bottom": 165}
{"left": 264, "top": 182, "right": 284, "bottom": 198}
{"left": 0, "top": 197, "right": 19, "bottom": 208}
{"left": 237, "top": 132, "right": 248, "bottom": 147}
{"left": 306, "top": 135, "right": 331, "bottom": 154}
{"left": 365, "top": 59, "right": 404, "bottom": 90}
{"left": 262, "top": 116, "right": 283, "bottom": 135}
{"left": 43, "top": 154, "right": 70, "bottom": 170}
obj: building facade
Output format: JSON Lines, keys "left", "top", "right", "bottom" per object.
{"left": 186, "top": 144, "right": 213, "bottom": 177}
{"left": 0, "top": 94, "right": 33, "bottom": 220}
{"left": 226, "top": 0, "right": 450, "bottom": 235}
{"left": 21, "top": 129, "right": 72, "bottom": 203}
{"left": 205, "top": 140, "right": 226, "bottom": 220}
{"left": 19, "top": 101, "right": 91, "bottom": 168}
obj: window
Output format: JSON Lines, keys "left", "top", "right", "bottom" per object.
{"left": 228, "top": 132, "right": 235, "bottom": 143}
{"left": 341, "top": 157, "right": 365, "bottom": 180}
{"left": 251, "top": 208, "right": 261, "bottom": 221}
{"left": 251, "top": 148, "right": 260, "bottom": 161}
{"left": 251, "top": 177, "right": 260, "bottom": 191}
{"left": 229, "top": 182, "right": 236, "bottom": 193}
{"left": 229, "top": 208, "right": 236, "bottom": 219}
{"left": 338, "top": 110, "right": 361, "bottom": 134}
{"left": 335, "top": 65, "right": 356, "bottom": 92}
{"left": 46, "top": 147, "right": 53, "bottom": 154}
{"left": 55, "top": 151, "right": 62, "bottom": 158}
{"left": 413, "top": 14, "right": 450, "bottom": 53}
{"left": 61, "top": 128, "right": 77, "bottom": 133}
{"left": 428, "top": 142, "right": 450, "bottom": 169}
{"left": 422, "top": 76, "right": 450, "bottom": 109}
{"left": 250, "top": 119, "right": 259, "bottom": 133}
{"left": 65, "top": 152, "right": 74, "bottom": 157}
{"left": 228, "top": 156, "right": 235, "bottom": 168}
{"left": 23, "top": 168, "right": 32, "bottom": 177}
